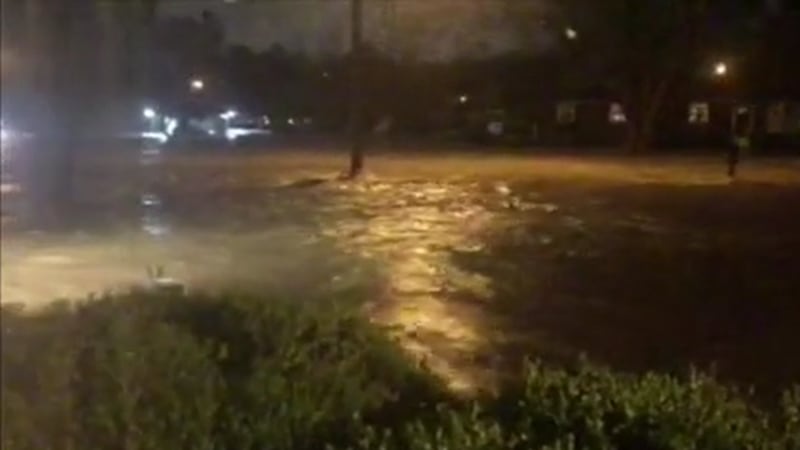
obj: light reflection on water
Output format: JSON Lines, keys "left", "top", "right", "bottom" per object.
{"left": 3, "top": 147, "right": 552, "bottom": 392}
{"left": 324, "top": 180, "right": 502, "bottom": 392}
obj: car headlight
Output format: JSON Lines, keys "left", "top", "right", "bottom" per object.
{"left": 0, "top": 129, "right": 10, "bottom": 151}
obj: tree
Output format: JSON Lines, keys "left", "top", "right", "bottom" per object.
{"left": 560, "top": 0, "right": 708, "bottom": 152}
{"left": 153, "top": 9, "right": 229, "bottom": 115}
{"left": 152, "top": 0, "right": 367, "bottom": 177}
{"left": 156, "top": 10, "right": 224, "bottom": 78}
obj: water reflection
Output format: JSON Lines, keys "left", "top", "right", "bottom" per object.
{"left": 140, "top": 192, "right": 170, "bottom": 237}
{"left": 139, "top": 142, "right": 170, "bottom": 237}
{"left": 325, "top": 180, "right": 502, "bottom": 392}
{"left": 141, "top": 209, "right": 170, "bottom": 237}
{"left": 1, "top": 168, "right": 530, "bottom": 391}
{"left": 139, "top": 146, "right": 162, "bottom": 166}
{"left": 140, "top": 193, "right": 162, "bottom": 207}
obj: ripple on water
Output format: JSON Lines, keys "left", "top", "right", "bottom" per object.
{"left": 327, "top": 180, "right": 504, "bottom": 392}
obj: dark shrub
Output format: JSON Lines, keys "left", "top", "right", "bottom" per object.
{"left": 0, "top": 291, "right": 441, "bottom": 450}
{"left": 1, "top": 294, "right": 797, "bottom": 450}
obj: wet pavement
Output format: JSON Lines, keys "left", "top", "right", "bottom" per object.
{"left": 3, "top": 148, "right": 800, "bottom": 393}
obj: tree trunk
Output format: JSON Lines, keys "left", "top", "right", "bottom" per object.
{"left": 625, "top": 119, "right": 655, "bottom": 153}
{"left": 348, "top": 0, "right": 365, "bottom": 178}
{"left": 624, "top": 78, "right": 669, "bottom": 153}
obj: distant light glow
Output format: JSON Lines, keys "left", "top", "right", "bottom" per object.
{"left": 165, "top": 117, "right": 179, "bottom": 136}
{"left": 220, "top": 109, "right": 238, "bottom": 120}
{"left": 142, "top": 107, "right": 157, "bottom": 119}
{"left": 458, "top": 95, "right": 469, "bottom": 104}
{"left": 714, "top": 62, "right": 728, "bottom": 77}
{"left": 225, "top": 127, "right": 270, "bottom": 142}
{"left": 287, "top": 117, "right": 296, "bottom": 126}
{"left": 140, "top": 131, "right": 168, "bottom": 143}
{"left": 565, "top": 27, "right": 578, "bottom": 40}
{"left": 190, "top": 78, "right": 205, "bottom": 91}
{"left": 487, "top": 121, "right": 503, "bottom": 136}
{"left": 262, "top": 115, "right": 271, "bottom": 126}
{"left": 1, "top": 125, "right": 10, "bottom": 161}
{"left": 609, "top": 103, "right": 627, "bottom": 124}
{"left": 141, "top": 193, "right": 162, "bottom": 207}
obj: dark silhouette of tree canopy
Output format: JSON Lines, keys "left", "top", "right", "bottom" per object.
{"left": 556, "top": 0, "right": 709, "bottom": 152}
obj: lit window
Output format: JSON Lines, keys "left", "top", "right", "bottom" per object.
{"left": 565, "top": 27, "right": 578, "bottom": 40}
{"left": 688, "top": 102, "right": 710, "bottom": 124}
{"left": 556, "top": 102, "right": 577, "bottom": 125}
{"left": 609, "top": 103, "right": 626, "bottom": 123}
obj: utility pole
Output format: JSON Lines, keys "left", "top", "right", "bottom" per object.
{"left": 348, "top": 0, "right": 365, "bottom": 178}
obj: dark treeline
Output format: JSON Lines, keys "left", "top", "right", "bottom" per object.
{"left": 144, "top": 3, "right": 799, "bottom": 145}
{"left": 1, "top": 0, "right": 799, "bottom": 207}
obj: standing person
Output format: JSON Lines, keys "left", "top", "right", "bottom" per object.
{"left": 728, "top": 106, "right": 754, "bottom": 178}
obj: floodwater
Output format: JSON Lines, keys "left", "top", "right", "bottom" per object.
{"left": 1, "top": 145, "right": 530, "bottom": 392}
{"left": 3, "top": 146, "right": 800, "bottom": 393}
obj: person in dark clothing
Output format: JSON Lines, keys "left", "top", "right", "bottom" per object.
{"left": 728, "top": 106, "right": 754, "bottom": 178}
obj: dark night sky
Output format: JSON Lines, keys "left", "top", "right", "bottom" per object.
{"left": 160, "top": 0, "right": 786, "bottom": 59}
{"left": 159, "top": 0, "right": 555, "bottom": 59}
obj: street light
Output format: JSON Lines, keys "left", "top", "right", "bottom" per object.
{"left": 714, "top": 62, "right": 728, "bottom": 77}
{"left": 458, "top": 94, "right": 469, "bottom": 105}
{"left": 142, "top": 107, "right": 157, "bottom": 120}
{"left": 190, "top": 78, "right": 205, "bottom": 92}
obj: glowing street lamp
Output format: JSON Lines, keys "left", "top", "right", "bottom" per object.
{"left": 458, "top": 94, "right": 469, "bottom": 105}
{"left": 142, "top": 107, "right": 157, "bottom": 120}
{"left": 714, "top": 62, "right": 728, "bottom": 77}
{"left": 190, "top": 78, "right": 205, "bottom": 92}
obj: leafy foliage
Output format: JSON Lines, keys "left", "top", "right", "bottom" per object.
{"left": 1, "top": 292, "right": 796, "bottom": 450}
{"left": 0, "top": 291, "right": 442, "bottom": 450}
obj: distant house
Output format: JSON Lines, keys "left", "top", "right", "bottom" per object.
{"left": 761, "top": 101, "right": 800, "bottom": 149}
{"left": 532, "top": 96, "right": 800, "bottom": 151}
{"left": 534, "top": 98, "right": 628, "bottom": 148}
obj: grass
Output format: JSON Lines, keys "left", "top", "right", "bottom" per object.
{"left": 1, "top": 290, "right": 798, "bottom": 450}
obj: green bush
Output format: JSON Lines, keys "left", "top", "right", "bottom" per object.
{"left": 1, "top": 293, "right": 797, "bottom": 450}
{"left": 495, "top": 362, "right": 793, "bottom": 450}
{"left": 0, "top": 291, "right": 442, "bottom": 450}
{"left": 351, "top": 363, "right": 799, "bottom": 450}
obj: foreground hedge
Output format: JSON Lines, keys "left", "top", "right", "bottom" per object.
{"left": 1, "top": 292, "right": 797, "bottom": 450}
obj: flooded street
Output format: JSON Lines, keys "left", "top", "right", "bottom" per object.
{"left": 3, "top": 149, "right": 800, "bottom": 393}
